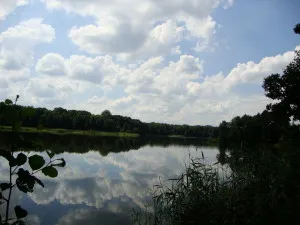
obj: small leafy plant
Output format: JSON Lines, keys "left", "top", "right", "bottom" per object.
{"left": 0, "top": 96, "right": 66, "bottom": 225}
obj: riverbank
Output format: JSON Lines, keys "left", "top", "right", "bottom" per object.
{"left": 0, "top": 126, "right": 140, "bottom": 138}
{"left": 0, "top": 126, "right": 220, "bottom": 142}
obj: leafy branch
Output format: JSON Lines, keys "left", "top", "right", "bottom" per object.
{"left": 0, "top": 96, "right": 66, "bottom": 225}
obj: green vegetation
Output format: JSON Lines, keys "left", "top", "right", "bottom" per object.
{"left": 134, "top": 24, "right": 300, "bottom": 225}
{"left": 0, "top": 105, "right": 218, "bottom": 139}
{"left": 0, "top": 96, "right": 66, "bottom": 225}
{"left": 134, "top": 141, "right": 300, "bottom": 225}
{"left": 0, "top": 126, "right": 140, "bottom": 137}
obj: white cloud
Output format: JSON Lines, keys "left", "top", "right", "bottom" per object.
{"left": 44, "top": 0, "right": 224, "bottom": 58}
{"left": 69, "top": 17, "right": 217, "bottom": 58}
{"left": 67, "top": 55, "right": 122, "bottom": 83}
{"left": 36, "top": 53, "right": 67, "bottom": 76}
{"left": 0, "top": 18, "right": 54, "bottom": 47}
{"left": 69, "top": 19, "right": 186, "bottom": 59}
{"left": 110, "top": 96, "right": 137, "bottom": 109}
{"left": 0, "top": 19, "right": 56, "bottom": 105}
{"left": 0, "top": 0, "right": 29, "bottom": 20}
{"left": 69, "top": 20, "right": 147, "bottom": 55}
{"left": 6, "top": 44, "right": 293, "bottom": 125}
{"left": 78, "top": 47, "right": 298, "bottom": 125}
{"left": 224, "top": 50, "right": 296, "bottom": 88}
{"left": 26, "top": 80, "right": 57, "bottom": 98}
{"left": 41, "top": 0, "right": 222, "bottom": 20}
{"left": 183, "top": 15, "right": 216, "bottom": 39}
{"left": 224, "top": 0, "right": 235, "bottom": 9}
{"left": 0, "top": 18, "right": 55, "bottom": 71}
{"left": 19, "top": 75, "right": 90, "bottom": 108}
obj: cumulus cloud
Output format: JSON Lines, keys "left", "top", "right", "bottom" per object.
{"left": 0, "top": 18, "right": 55, "bottom": 73}
{"left": 0, "top": 19, "right": 56, "bottom": 107}
{"left": 69, "top": 19, "right": 185, "bottom": 59}
{"left": 35, "top": 53, "right": 131, "bottom": 85}
{"left": 224, "top": 50, "right": 296, "bottom": 87}
{"left": 41, "top": 0, "right": 221, "bottom": 21}
{"left": 19, "top": 75, "right": 90, "bottom": 107}
{"left": 29, "top": 45, "right": 299, "bottom": 125}
{"left": 36, "top": 53, "right": 67, "bottom": 76}
{"left": 69, "top": 17, "right": 216, "bottom": 58}
{"left": 69, "top": 20, "right": 147, "bottom": 55}
{"left": 80, "top": 47, "right": 298, "bottom": 125}
{"left": 42, "top": 0, "right": 224, "bottom": 58}
{"left": 67, "top": 55, "right": 121, "bottom": 83}
{"left": 0, "top": 0, "right": 29, "bottom": 20}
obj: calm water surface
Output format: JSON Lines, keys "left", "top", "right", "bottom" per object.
{"left": 0, "top": 135, "right": 219, "bottom": 225}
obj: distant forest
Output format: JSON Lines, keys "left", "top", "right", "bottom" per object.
{"left": 0, "top": 104, "right": 218, "bottom": 138}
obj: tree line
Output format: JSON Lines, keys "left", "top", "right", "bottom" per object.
{"left": 0, "top": 104, "right": 218, "bottom": 138}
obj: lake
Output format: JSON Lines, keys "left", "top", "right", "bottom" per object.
{"left": 0, "top": 133, "right": 220, "bottom": 225}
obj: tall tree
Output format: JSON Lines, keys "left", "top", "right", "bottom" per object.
{"left": 263, "top": 50, "right": 300, "bottom": 121}
{"left": 262, "top": 24, "right": 300, "bottom": 122}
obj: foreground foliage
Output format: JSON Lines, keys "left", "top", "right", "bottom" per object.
{"left": 0, "top": 97, "right": 66, "bottom": 225}
{"left": 134, "top": 143, "right": 300, "bottom": 225}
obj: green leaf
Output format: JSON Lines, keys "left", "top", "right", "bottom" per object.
{"left": 14, "top": 206, "right": 28, "bottom": 219}
{"left": 16, "top": 178, "right": 30, "bottom": 193}
{"left": 16, "top": 169, "right": 33, "bottom": 193}
{"left": 4, "top": 99, "right": 13, "bottom": 105}
{"left": 16, "top": 153, "right": 27, "bottom": 166}
{"left": 53, "top": 158, "right": 66, "bottom": 167}
{"left": 0, "top": 183, "right": 11, "bottom": 191}
{"left": 46, "top": 151, "right": 55, "bottom": 159}
{"left": 9, "top": 157, "right": 17, "bottom": 167}
{"left": 33, "top": 176, "right": 44, "bottom": 188}
{"left": 0, "top": 150, "right": 18, "bottom": 167}
{"left": 42, "top": 166, "right": 58, "bottom": 178}
{"left": 28, "top": 155, "right": 45, "bottom": 171}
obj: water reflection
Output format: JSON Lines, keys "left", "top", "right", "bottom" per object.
{"left": 0, "top": 134, "right": 219, "bottom": 225}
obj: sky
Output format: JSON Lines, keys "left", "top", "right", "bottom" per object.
{"left": 0, "top": 0, "right": 299, "bottom": 126}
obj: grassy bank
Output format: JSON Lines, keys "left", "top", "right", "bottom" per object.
{"left": 0, "top": 126, "right": 140, "bottom": 138}
{"left": 0, "top": 126, "right": 220, "bottom": 141}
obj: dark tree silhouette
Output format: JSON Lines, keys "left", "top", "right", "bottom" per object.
{"left": 294, "top": 23, "right": 300, "bottom": 34}
{"left": 101, "top": 110, "right": 112, "bottom": 117}
{"left": 219, "top": 24, "right": 300, "bottom": 146}
{"left": 263, "top": 50, "right": 300, "bottom": 121}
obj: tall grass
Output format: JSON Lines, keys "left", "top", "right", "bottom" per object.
{"left": 133, "top": 146, "right": 300, "bottom": 225}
